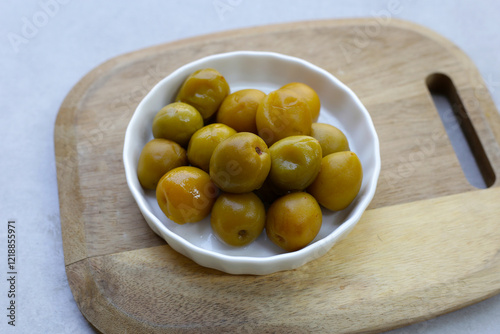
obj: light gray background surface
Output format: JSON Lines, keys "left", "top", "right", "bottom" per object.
{"left": 1, "top": 0, "right": 499, "bottom": 333}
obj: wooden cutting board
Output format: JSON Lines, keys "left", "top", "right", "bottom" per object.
{"left": 55, "top": 19, "right": 500, "bottom": 333}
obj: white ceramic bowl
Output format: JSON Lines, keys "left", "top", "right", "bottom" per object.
{"left": 123, "top": 51, "right": 380, "bottom": 275}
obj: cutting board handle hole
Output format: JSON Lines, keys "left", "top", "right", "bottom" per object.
{"left": 426, "top": 73, "right": 495, "bottom": 188}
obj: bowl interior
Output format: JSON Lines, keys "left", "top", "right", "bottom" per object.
{"left": 124, "top": 51, "right": 380, "bottom": 262}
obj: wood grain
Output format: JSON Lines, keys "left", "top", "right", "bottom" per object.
{"left": 55, "top": 19, "right": 500, "bottom": 333}
{"left": 66, "top": 187, "right": 500, "bottom": 334}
